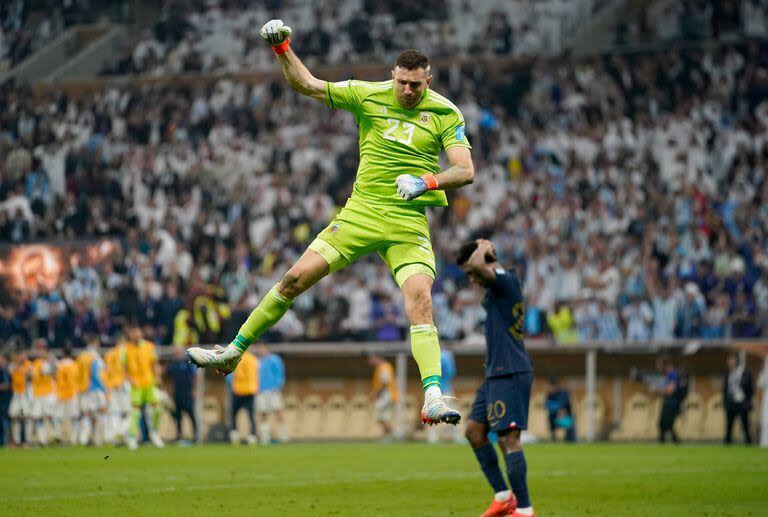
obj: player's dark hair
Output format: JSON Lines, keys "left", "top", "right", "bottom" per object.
{"left": 456, "top": 241, "right": 478, "bottom": 266}
{"left": 395, "top": 49, "right": 430, "bottom": 73}
{"left": 457, "top": 241, "right": 496, "bottom": 266}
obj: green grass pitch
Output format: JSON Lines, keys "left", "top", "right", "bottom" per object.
{"left": 1, "top": 443, "right": 767, "bottom": 516}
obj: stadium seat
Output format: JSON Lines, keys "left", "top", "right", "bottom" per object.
{"left": 677, "top": 393, "right": 705, "bottom": 440}
{"left": 321, "top": 394, "right": 348, "bottom": 438}
{"left": 611, "top": 393, "right": 653, "bottom": 441}
{"left": 649, "top": 397, "right": 663, "bottom": 439}
{"left": 283, "top": 394, "right": 301, "bottom": 439}
{"left": 347, "top": 394, "right": 377, "bottom": 439}
{"left": 202, "top": 396, "right": 222, "bottom": 438}
{"left": 297, "top": 394, "right": 325, "bottom": 440}
{"left": 575, "top": 394, "right": 605, "bottom": 441}
{"left": 403, "top": 393, "right": 420, "bottom": 436}
{"left": 701, "top": 394, "right": 726, "bottom": 440}
{"left": 527, "top": 392, "right": 550, "bottom": 440}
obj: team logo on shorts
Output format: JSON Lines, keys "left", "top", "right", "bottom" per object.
{"left": 456, "top": 126, "right": 465, "bottom": 141}
{"left": 330, "top": 223, "right": 341, "bottom": 233}
{"left": 420, "top": 112, "right": 430, "bottom": 123}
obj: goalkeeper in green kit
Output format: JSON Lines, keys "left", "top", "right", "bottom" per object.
{"left": 188, "top": 19, "right": 474, "bottom": 426}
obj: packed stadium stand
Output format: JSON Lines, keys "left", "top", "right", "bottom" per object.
{"left": 1, "top": 0, "right": 768, "bottom": 451}
{"left": 100, "top": 0, "right": 591, "bottom": 76}
{"left": 3, "top": 39, "right": 768, "bottom": 346}
{"left": 616, "top": 0, "right": 768, "bottom": 46}
{"left": 0, "top": 0, "right": 132, "bottom": 74}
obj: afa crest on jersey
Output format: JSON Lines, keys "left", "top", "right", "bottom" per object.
{"left": 420, "top": 112, "right": 431, "bottom": 123}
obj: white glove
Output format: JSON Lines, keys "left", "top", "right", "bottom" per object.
{"left": 260, "top": 19, "right": 292, "bottom": 46}
{"left": 396, "top": 174, "right": 428, "bottom": 201}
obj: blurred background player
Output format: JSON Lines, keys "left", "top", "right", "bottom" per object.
{"left": 125, "top": 324, "right": 164, "bottom": 449}
{"left": 256, "top": 344, "right": 287, "bottom": 444}
{"left": 152, "top": 385, "right": 174, "bottom": 445}
{"left": 427, "top": 346, "right": 461, "bottom": 443}
{"left": 30, "top": 339, "right": 56, "bottom": 447}
{"left": 0, "top": 354, "right": 10, "bottom": 447}
{"left": 77, "top": 335, "right": 108, "bottom": 446}
{"left": 187, "top": 19, "right": 474, "bottom": 427}
{"left": 368, "top": 354, "right": 397, "bottom": 441}
{"left": 104, "top": 338, "right": 131, "bottom": 445}
{"left": 54, "top": 347, "right": 79, "bottom": 445}
{"left": 459, "top": 240, "right": 535, "bottom": 517}
{"left": 165, "top": 346, "right": 198, "bottom": 445}
{"left": 228, "top": 348, "right": 258, "bottom": 445}
{"left": 545, "top": 377, "right": 576, "bottom": 443}
{"left": 652, "top": 356, "right": 685, "bottom": 444}
{"left": 723, "top": 352, "right": 754, "bottom": 445}
{"left": 9, "top": 350, "right": 31, "bottom": 447}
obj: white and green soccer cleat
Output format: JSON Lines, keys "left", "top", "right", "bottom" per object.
{"left": 149, "top": 430, "right": 165, "bottom": 448}
{"left": 421, "top": 395, "right": 461, "bottom": 426}
{"left": 186, "top": 344, "right": 243, "bottom": 375}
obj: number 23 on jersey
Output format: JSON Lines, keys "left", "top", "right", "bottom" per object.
{"left": 382, "top": 118, "right": 415, "bottom": 146}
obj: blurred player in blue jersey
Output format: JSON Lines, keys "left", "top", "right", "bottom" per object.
{"left": 458, "top": 239, "right": 535, "bottom": 517}
{"left": 256, "top": 345, "right": 288, "bottom": 444}
{"left": 78, "top": 335, "right": 108, "bottom": 446}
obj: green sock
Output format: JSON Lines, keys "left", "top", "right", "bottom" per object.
{"left": 422, "top": 374, "right": 441, "bottom": 391}
{"left": 130, "top": 408, "right": 140, "bottom": 438}
{"left": 232, "top": 285, "right": 293, "bottom": 352}
{"left": 410, "top": 324, "right": 442, "bottom": 391}
{"left": 151, "top": 406, "right": 161, "bottom": 432}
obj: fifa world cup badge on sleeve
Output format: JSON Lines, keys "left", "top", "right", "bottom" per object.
{"left": 456, "top": 126, "right": 465, "bottom": 141}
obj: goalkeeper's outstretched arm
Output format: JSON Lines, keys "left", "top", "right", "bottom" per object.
{"left": 276, "top": 49, "right": 327, "bottom": 103}
{"left": 261, "top": 19, "right": 327, "bottom": 104}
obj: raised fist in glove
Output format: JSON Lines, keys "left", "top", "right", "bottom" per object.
{"left": 260, "top": 19, "right": 292, "bottom": 46}
{"left": 396, "top": 173, "right": 437, "bottom": 201}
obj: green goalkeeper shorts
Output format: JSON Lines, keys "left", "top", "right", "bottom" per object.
{"left": 309, "top": 197, "right": 436, "bottom": 287}
{"left": 131, "top": 385, "right": 158, "bottom": 407}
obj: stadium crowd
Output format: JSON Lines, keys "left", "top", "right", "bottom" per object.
{"left": 102, "top": 0, "right": 589, "bottom": 76}
{"left": 617, "top": 0, "right": 768, "bottom": 46}
{"left": 0, "top": 0, "right": 130, "bottom": 74}
{"left": 2, "top": 32, "right": 768, "bottom": 348}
